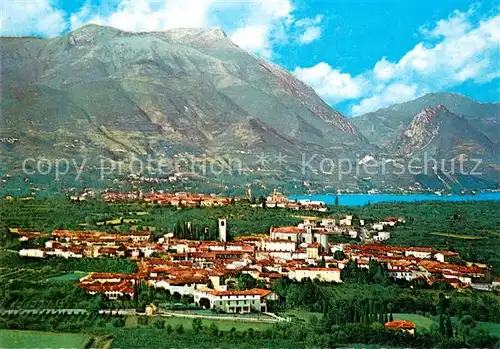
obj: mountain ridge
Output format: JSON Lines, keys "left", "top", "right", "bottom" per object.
{"left": 0, "top": 25, "right": 499, "bottom": 191}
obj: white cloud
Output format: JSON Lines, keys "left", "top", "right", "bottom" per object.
{"left": 298, "top": 26, "right": 321, "bottom": 44}
{"left": 351, "top": 83, "right": 422, "bottom": 116}
{"left": 231, "top": 25, "right": 272, "bottom": 58}
{"left": 68, "top": 0, "right": 322, "bottom": 58}
{"left": 294, "top": 63, "right": 367, "bottom": 103}
{"left": 420, "top": 9, "right": 473, "bottom": 38}
{"left": 0, "top": 0, "right": 66, "bottom": 37}
{"left": 294, "top": 7, "right": 500, "bottom": 116}
{"left": 229, "top": 0, "right": 294, "bottom": 57}
{"left": 70, "top": 0, "right": 215, "bottom": 32}
{"left": 295, "top": 14, "right": 323, "bottom": 44}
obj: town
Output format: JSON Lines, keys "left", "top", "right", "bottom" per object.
{"left": 2, "top": 193, "right": 500, "bottom": 349}
{"left": 14, "top": 211, "right": 498, "bottom": 308}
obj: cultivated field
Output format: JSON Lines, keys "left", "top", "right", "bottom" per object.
{"left": 0, "top": 330, "right": 92, "bottom": 349}
{"left": 125, "top": 315, "right": 272, "bottom": 331}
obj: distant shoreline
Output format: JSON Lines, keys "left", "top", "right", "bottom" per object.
{"left": 289, "top": 192, "right": 500, "bottom": 206}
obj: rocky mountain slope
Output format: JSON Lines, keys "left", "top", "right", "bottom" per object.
{"left": 351, "top": 94, "right": 499, "bottom": 190}
{"left": 392, "top": 105, "right": 496, "bottom": 159}
{"left": 0, "top": 25, "right": 369, "bottom": 173}
{"left": 0, "top": 26, "right": 498, "bottom": 191}
{"left": 351, "top": 93, "right": 500, "bottom": 148}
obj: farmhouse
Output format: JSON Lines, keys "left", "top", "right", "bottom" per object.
{"left": 194, "top": 288, "right": 277, "bottom": 313}
{"left": 385, "top": 320, "right": 416, "bottom": 335}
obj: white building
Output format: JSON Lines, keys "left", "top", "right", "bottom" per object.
{"left": 373, "top": 231, "right": 391, "bottom": 241}
{"left": 339, "top": 215, "right": 353, "bottom": 226}
{"left": 263, "top": 239, "right": 296, "bottom": 252}
{"left": 19, "top": 248, "right": 45, "bottom": 258}
{"left": 194, "top": 288, "right": 276, "bottom": 313}
{"left": 288, "top": 268, "right": 341, "bottom": 283}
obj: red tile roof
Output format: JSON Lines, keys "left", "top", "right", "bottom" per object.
{"left": 385, "top": 320, "right": 416, "bottom": 329}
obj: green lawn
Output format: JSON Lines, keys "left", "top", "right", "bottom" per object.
{"left": 395, "top": 313, "right": 500, "bottom": 336}
{"left": 47, "top": 271, "right": 88, "bottom": 282}
{"left": 125, "top": 315, "right": 272, "bottom": 331}
{"left": 393, "top": 313, "right": 434, "bottom": 330}
{"left": 446, "top": 317, "right": 500, "bottom": 337}
{"left": 279, "top": 309, "right": 323, "bottom": 322}
{"left": 475, "top": 321, "right": 500, "bottom": 337}
{"left": 0, "top": 330, "right": 92, "bottom": 349}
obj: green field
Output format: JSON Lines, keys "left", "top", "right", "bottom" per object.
{"left": 279, "top": 309, "right": 323, "bottom": 322}
{"left": 431, "top": 232, "right": 483, "bottom": 240}
{"left": 474, "top": 321, "right": 500, "bottom": 337}
{"left": 48, "top": 271, "right": 88, "bottom": 282}
{"left": 393, "top": 313, "right": 434, "bottom": 330}
{"left": 394, "top": 313, "right": 500, "bottom": 335}
{"left": 125, "top": 315, "right": 273, "bottom": 331}
{"left": 0, "top": 330, "right": 92, "bottom": 349}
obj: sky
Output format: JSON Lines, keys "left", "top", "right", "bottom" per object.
{"left": 1, "top": 0, "right": 499, "bottom": 116}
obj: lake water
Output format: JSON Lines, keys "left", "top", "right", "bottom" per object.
{"left": 289, "top": 192, "right": 500, "bottom": 206}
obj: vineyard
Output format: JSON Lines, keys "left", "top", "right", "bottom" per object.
{"left": 0, "top": 267, "right": 62, "bottom": 283}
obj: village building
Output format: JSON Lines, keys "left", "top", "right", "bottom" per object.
{"left": 385, "top": 320, "right": 416, "bottom": 335}
{"left": 288, "top": 267, "right": 341, "bottom": 283}
{"left": 194, "top": 288, "right": 277, "bottom": 313}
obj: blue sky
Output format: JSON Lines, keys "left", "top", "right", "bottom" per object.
{"left": 1, "top": 0, "right": 499, "bottom": 116}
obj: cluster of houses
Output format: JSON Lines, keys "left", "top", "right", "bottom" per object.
{"left": 102, "top": 191, "right": 231, "bottom": 207}
{"left": 14, "top": 214, "right": 497, "bottom": 313}
{"left": 251, "top": 189, "right": 328, "bottom": 212}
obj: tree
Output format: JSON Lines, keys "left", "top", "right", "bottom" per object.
{"left": 445, "top": 315, "right": 454, "bottom": 339}
{"left": 192, "top": 318, "right": 203, "bottom": 333}
{"left": 439, "top": 314, "right": 446, "bottom": 337}
{"left": 318, "top": 256, "right": 326, "bottom": 268}
{"left": 165, "top": 324, "right": 173, "bottom": 334}
{"left": 153, "top": 319, "right": 165, "bottom": 329}
{"left": 175, "top": 324, "right": 184, "bottom": 334}
{"left": 172, "top": 292, "right": 181, "bottom": 303}
{"left": 237, "top": 273, "right": 257, "bottom": 290}
{"left": 459, "top": 315, "right": 476, "bottom": 342}
{"left": 112, "top": 317, "right": 125, "bottom": 327}
{"left": 209, "top": 323, "right": 219, "bottom": 336}
{"left": 334, "top": 195, "right": 339, "bottom": 206}
{"left": 334, "top": 250, "right": 346, "bottom": 260}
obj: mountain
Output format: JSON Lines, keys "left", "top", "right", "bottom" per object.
{"left": 392, "top": 105, "right": 496, "bottom": 160}
{"left": 0, "top": 24, "right": 369, "bottom": 177}
{"left": 351, "top": 95, "right": 499, "bottom": 191}
{"left": 351, "top": 93, "right": 500, "bottom": 148}
{"left": 0, "top": 26, "right": 498, "bottom": 192}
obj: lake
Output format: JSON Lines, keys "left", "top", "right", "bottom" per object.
{"left": 289, "top": 192, "right": 500, "bottom": 206}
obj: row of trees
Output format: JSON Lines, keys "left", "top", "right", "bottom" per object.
{"left": 271, "top": 275, "right": 500, "bottom": 323}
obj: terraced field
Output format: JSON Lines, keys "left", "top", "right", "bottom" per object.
{"left": 0, "top": 268, "right": 62, "bottom": 282}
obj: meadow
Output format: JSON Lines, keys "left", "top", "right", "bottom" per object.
{"left": 0, "top": 330, "right": 92, "bottom": 349}
{"left": 125, "top": 315, "right": 273, "bottom": 331}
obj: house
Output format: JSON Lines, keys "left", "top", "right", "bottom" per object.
{"left": 19, "top": 248, "right": 45, "bottom": 258}
{"left": 288, "top": 267, "right": 341, "bottom": 283}
{"left": 194, "top": 288, "right": 277, "bottom": 313}
{"left": 385, "top": 320, "right": 416, "bottom": 335}
{"left": 145, "top": 303, "right": 157, "bottom": 316}
{"left": 270, "top": 226, "right": 328, "bottom": 250}
{"left": 492, "top": 278, "right": 500, "bottom": 291}
{"left": 405, "top": 247, "right": 435, "bottom": 259}
{"left": 263, "top": 239, "right": 296, "bottom": 252}
{"left": 306, "top": 243, "right": 320, "bottom": 259}
{"left": 434, "top": 251, "right": 459, "bottom": 263}
{"left": 373, "top": 231, "right": 390, "bottom": 241}
{"left": 339, "top": 215, "right": 353, "bottom": 226}
{"left": 79, "top": 279, "right": 135, "bottom": 299}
